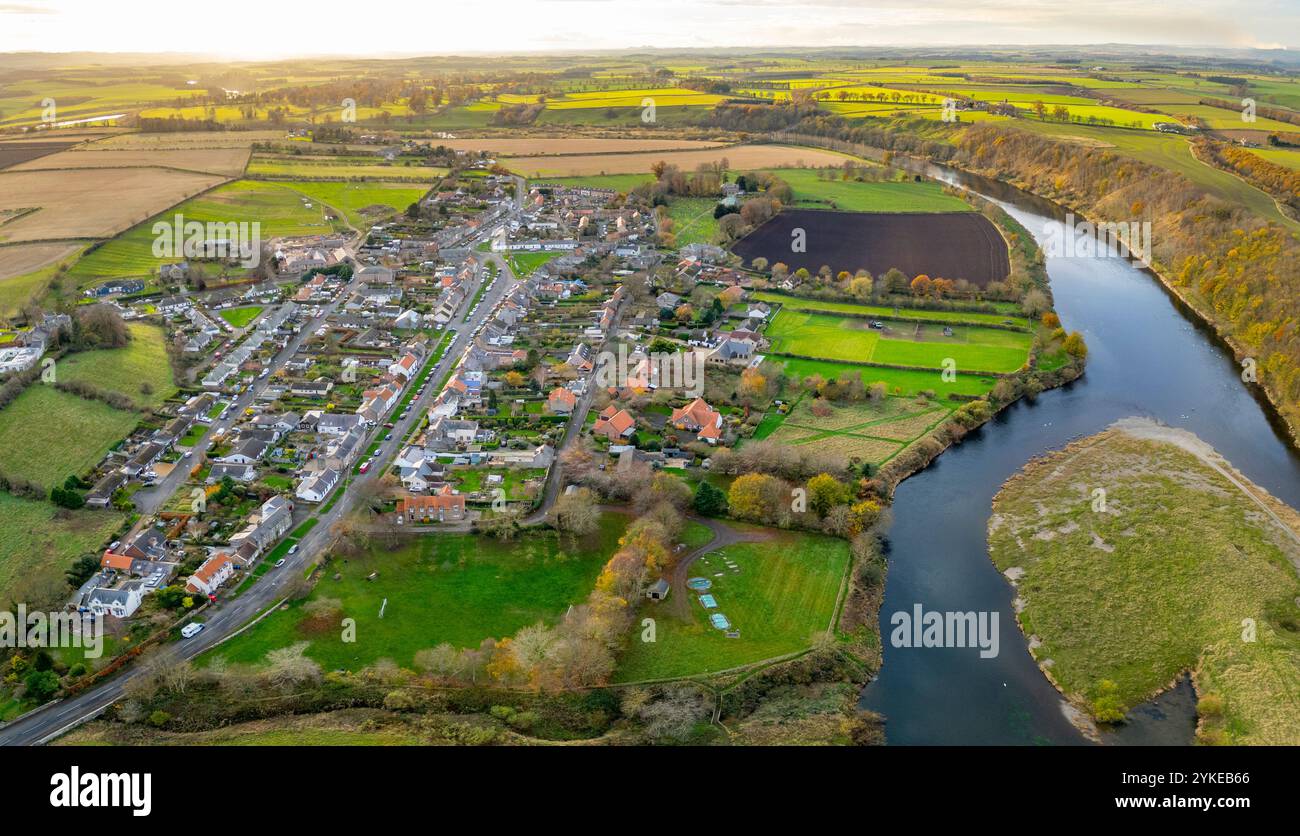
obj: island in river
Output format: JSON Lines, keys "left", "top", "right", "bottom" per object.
{"left": 988, "top": 417, "right": 1300, "bottom": 745}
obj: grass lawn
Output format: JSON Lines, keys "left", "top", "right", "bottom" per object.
{"left": 0, "top": 492, "right": 123, "bottom": 606}
{"left": 766, "top": 309, "right": 1030, "bottom": 374}
{"left": 665, "top": 197, "right": 720, "bottom": 247}
{"left": 281, "top": 181, "right": 428, "bottom": 229}
{"left": 506, "top": 250, "right": 560, "bottom": 277}
{"left": 0, "top": 385, "right": 141, "bottom": 490}
{"left": 989, "top": 424, "right": 1300, "bottom": 744}
{"left": 217, "top": 305, "right": 263, "bottom": 329}
{"left": 751, "top": 291, "right": 1030, "bottom": 327}
{"left": 57, "top": 323, "right": 176, "bottom": 409}
{"left": 776, "top": 356, "right": 998, "bottom": 398}
{"left": 615, "top": 529, "right": 850, "bottom": 681}
{"left": 761, "top": 167, "right": 973, "bottom": 213}
{"left": 204, "top": 513, "right": 629, "bottom": 671}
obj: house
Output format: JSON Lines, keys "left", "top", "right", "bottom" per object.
{"left": 219, "top": 437, "right": 270, "bottom": 465}
{"left": 186, "top": 552, "right": 236, "bottom": 597}
{"left": 388, "top": 352, "right": 420, "bottom": 380}
{"left": 229, "top": 495, "right": 294, "bottom": 555}
{"left": 316, "top": 412, "right": 363, "bottom": 436}
{"left": 646, "top": 578, "right": 670, "bottom": 601}
{"left": 121, "top": 442, "right": 164, "bottom": 477}
{"left": 398, "top": 491, "right": 467, "bottom": 523}
{"left": 394, "top": 446, "right": 447, "bottom": 492}
{"left": 671, "top": 397, "right": 724, "bottom": 443}
{"left": 547, "top": 387, "right": 577, "bottom": 415}
{"left": 81, "top": 581, "right": 147, "bottom": 618}
{"left": 207, "top": 462, "right": 257, "bottom": 483}
{"left": 656, "top": 292, "right": 683, "bottom": 310}
{"left": 592, "top": 406, "right": 636, "bottom": 442}
{"left": 425, "top": 416, "right": 480, "bottom": 451}
{"left": 296, "top": 468, "right": 341, "bottom": 503}
{"left": 567, "top": 343, "right": 594, "bottom": 373}
{"left": 291, "top": 378, "right": 334, "bottom": 399}
{"left": 85, "top": 471, "right": 127, "bottom": 508}
{"left": 393, "top": 309, "right": 422, "bottom": 330}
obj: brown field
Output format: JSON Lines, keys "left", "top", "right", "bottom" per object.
{"left": 0, "top": 140, "right": 82, "bottom": 170}
{"left": 502, "top": 144, "right": 852, "bottom": 177}
{"left": 11, "top": 147, "right": 251, "bottom": 177}
{"left": 0, "top": 241, "right": 82, "bottom": 280}
{"left": 436, "top": 137, "right": 729, "bottom": 156}
{"left": 90, "top": 130, "right": 286, "bottom": 149}
{"left": 0, "top": 167, "right": 227, "bottom": 243}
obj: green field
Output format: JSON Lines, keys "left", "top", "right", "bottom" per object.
{"left": 280, "top": 181, "right": 429, "bottom": 229}
{"left": 217, "top": 306, "right": 263, "bottom": 329}
{"left": 57, "top": 322, "right": 176, "bottom": 409}
{"left": 505, "top": 250, "right": 560, "bottom": 277}
{"left": 775, "top": 356, "right": 998, "bottom": 398}
{"left": 665, "top": 197, "right": 721, "bottom": 246}
{"left": 205, "top": 514, "right": 629, "bottom": 671}
{"left": 0, "top": 385, "right": 141, "bottom": 490}
{"left": 763, "top": 167, "right": 973, "bottom": 212}
{"left": 615, "top": 529, "right": 850, "bottom": 681}
{"left": 989, "top": 425, "right": 1300, "bottom": 744}
{"left": 67, "top": 180, "right": 344, "bottom": 283}
{"left": 754, "top": 393, "right": 954, "bottom": 464}
{"left": 766, "top": 309, "right": 1031, "bottom": 373}
{"left": 752, "top": 291, "right": 1029, "bottom": 327}
{"left": 0, "top": 492, "right": 124, "bottom": 607}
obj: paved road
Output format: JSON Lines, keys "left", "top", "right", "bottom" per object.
{"left": 0, "top": 218, "right": 523, "bottom": 746}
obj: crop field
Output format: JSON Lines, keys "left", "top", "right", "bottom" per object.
{"left": 502, "top": 144, "right": 852, "bottom": 178}
{"left": 614, "top": 530, "right": 850, "bottom": 682}
{"left": 247, "top": 154, "right": 446, "bottom": 182}
{"left": 764, "top": 167, "right": 972, "bottom": 212}
{"left": 204, "top": 515, "right": 629, "bottom": 671}
{"left": 280, "top": 181, "right": 429, "bottom": 228}
{"left": 432, "top": 137, "right": 728, "bottom": 155}
{"left": 57, "top": 323, "right": 177, "bottom": 409}
{"left": 0, "top": 385, "right": 141, "bottom": 490}
{"left": 0, "top": 242, "right": 85, "bottom": 315}
{"left": 734, "top": 209, "right": 1008, "bottom": 286}
{"left": 0, "top": 140, "right": 82, "bottom": 170}
{"left": 90, "top": 131, "right": 287, "bottom": 150}
{"left": 0, "top": 493, "right": 124, "bottom": 608}
{"left": 10, "top": 147, "right": 251, "bottom": 177}
{"left": 0, "top": 80, "right": 204, "bottom": 127}
{"left": 0, "top": 167, "right": 227, "bottom": 244}
{"left": 766, "top": 308, "right": 1030, "bottom": 373}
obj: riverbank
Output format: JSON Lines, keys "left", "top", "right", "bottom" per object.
{"left": 989, "top": 418, "right": 1300, "bottom": 745}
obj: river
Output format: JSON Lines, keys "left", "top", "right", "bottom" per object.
{"left": 859, "top": 163, "right": 1300, "bottom": 745}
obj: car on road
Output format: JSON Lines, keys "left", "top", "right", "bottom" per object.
{"left": 384, "top": 422, "right": 395, "bottom": 429}
{"left": 288, "top": 544, "right": 299, "bottom": 555}
{"left": 181, "top": 622, "right": 205, "bottom": 639}
{"left": 183, "top": 450, "right": 192, "bottom": 459}
{"left": 275, "top": 558, "right": 286, "bottom": 568}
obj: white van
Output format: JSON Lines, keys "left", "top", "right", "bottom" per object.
{"left": 181, "top": 622, "right": 205, "bottom": 639}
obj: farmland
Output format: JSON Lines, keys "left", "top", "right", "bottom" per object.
{"left": 764, "top": 167, "right": 972, "bottom": 212}
{"left": 757, "top": 394, "right": 955, "bottom": 464}
{"left": 614, "top": 529, "right": 850, "bottom": 682}
{"left": 10, "top": 147, "right": 251, "bottom": 177}
{"left": 0, "top": 385, "right": 141, "bottom": 490}
{"left": 989, "top": 421, "right": 1300, "bottom": 744}
{"left": 765, "top": 308, "right": 1031, "bottom": 373}
{"left": 732, "top": 209, "right": 1010, "bottom": 286}
{"left": 0, "top": 493, "right": 124, "bottom": 608}
{"left": 431, "top": 137, "right": 728, "bottom": 155}
{"left": 57, "top": 322, "right": 177, "bottom": 409}
{"left": 247, "top": 154, "right": 446, "bottom": 182}
{"left": 502, "top": 144, "right": 852, "bottom": 178}
{"left": 204, "top": 515, "right": 629, "bottom": 671}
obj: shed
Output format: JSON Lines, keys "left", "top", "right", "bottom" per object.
{"left": 645, "top": 578, "right": 670, "bottom": 601}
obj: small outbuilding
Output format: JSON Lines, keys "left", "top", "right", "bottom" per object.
{"left": 645, "top": 578, "right": 670, "bottom": 601}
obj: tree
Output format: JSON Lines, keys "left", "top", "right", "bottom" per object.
{"left": 910, "top": 274, "right": 932, "bottom": 297}
{"left": 1040, "top": 311, "right": 1060, "bottom": 329}
{"left": 806, "top": 473, "right": 851, "bottom": 517}
{"left": 693, "top": 481, "right": 728, "bottom": 517}
{"left": 727, "top": 472, "right": 783, "bottom": 522}
{"left": 552, "top": 487, "right": 601, "bottom": 535}
{"left": 23, "top": 669, "right": 59, "bottom": 703}
{"left": 65, "top": 553, "right": 100, "bottom": 588}
{"left": 1063, "top": 331, "right": 1088, "bottom": 360}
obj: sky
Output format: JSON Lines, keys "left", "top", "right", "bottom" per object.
{"left": 0, "top": 0, "right": 1295, "bottom": 59}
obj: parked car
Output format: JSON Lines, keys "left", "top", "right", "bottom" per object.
{"left": 288, "top": 544, "right": 299, "bottom": 555}
{"left": 181, "top": 622, "right": 205, "bottom": 639}
{"left": 274, "top": 558, "right": 286, "bottom": 568}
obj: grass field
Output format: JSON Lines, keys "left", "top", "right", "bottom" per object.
{"left": 0, "top": 492, "right": 123, "bottom": 607}
{"left": 0, "top": 243, "right": 87, "bottom": 318}
{"left": 217, "top": 306, "right": 263, "bottom": 329}
{"left": 775, "top": 356, "right": 998, "bottom": 398}
{"left": 766, "top": 309, "right": 1031, "bottom": 373}
{"left": 505, "top": 250, "right": 560, "bottom": 277}
{"left": 0, "top": 385, "right": 140, "bottom": 490}
{"left": 755, "top": 393, "right": 953, "bottom": 464}
{"left": 57, "top": 323, "right": 176, "bottom": 409}
{"left": 989, "top": 422, "right": 1300, "bottom": 744}
{"left": 752, "top": 292, "right": 1029, "bottom": 327}
{"left": 280, "top": 181, "right": 428, "bottom": 229}
{"left": 664, "top": 197, "right": 720, "bottom": 246}
{"left": 614, "top": 529, "right": 850, "bottom": 681}
{"left": 247, "top": 155, "right": 446, "bottom": 182}
{"left": 763, "top": 167, "right": 972, "bottom": 213}
{"left": 204, "top": 514, "right": 629, "bottom": 671}
{"left": 66, "top": 180, "right": 346, "bottom": 283}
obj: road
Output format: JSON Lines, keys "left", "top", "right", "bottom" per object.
{"left": 0, "top": 216, "right": 524, "bottom": 746}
